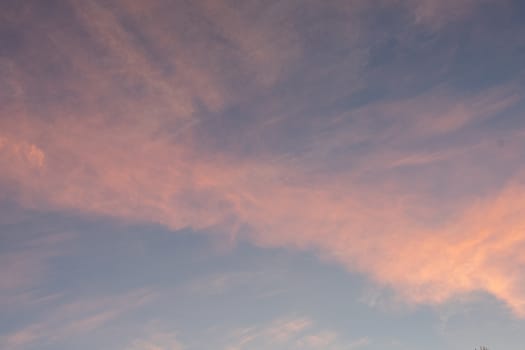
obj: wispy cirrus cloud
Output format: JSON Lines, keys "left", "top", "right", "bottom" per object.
{"left": 0, "top": 231, "right": 73, "bottom": 309}
{"left": 224, "top": 317, "right": 369, "bottom": 350}
{"left": 129, "top": 329, "right": 184, "bottom": 350}
{"left": 406, "top": 0, "right": 492, "bottom": 27}
{"left": 0, "top": 289, "right": 155, "bottom": 349}
{"left": 1, "top": 0, "right": 525, "bottom": 319}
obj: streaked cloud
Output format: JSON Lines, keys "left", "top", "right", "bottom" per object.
{"left": 129, "top": 329, "right": 184, "bottom": 350}
{"left": 1, "top": 0, "right": 525, "bottom": 327}
{"left": 0, "top": 232, "right": 73, "bottom": 309}
{"left": 224, "top": 317, "right": 366, "bottom": 350}
{"left": 0, "top": 289, "right": 155, "bottom": 349}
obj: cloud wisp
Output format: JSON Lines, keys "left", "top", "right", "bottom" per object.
{"left": 1, "top": 0, "right": 525, "bottom": 318}
{"left": 224, "top": 317, "right": 366, "bottom": 350}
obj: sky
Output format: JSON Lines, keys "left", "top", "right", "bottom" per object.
{"left": 1, "top": 0, "right": 525, "bottom": 349}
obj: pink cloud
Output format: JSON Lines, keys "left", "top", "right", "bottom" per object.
{"left": 1, "top": 0, "right": 524, "bottom": 318}
{"left": 2, "top": 95, "right": 525, "bottom": 316}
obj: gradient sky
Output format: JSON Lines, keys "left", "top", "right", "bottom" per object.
{"left": 1, "top": 1, "right": 525, "bottom": 349}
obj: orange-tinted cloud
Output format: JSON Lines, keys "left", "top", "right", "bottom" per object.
{"left": 2, "top": 95, "right": 525, "bottom": 315}
{"left": 1, "top": 0, "right": 524, "bottom": 318}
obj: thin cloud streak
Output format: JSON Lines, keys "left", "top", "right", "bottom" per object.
{"left": 0, "top": 289, "right": 155, "bottom": 349}
{"left": 224, "top": 317, "right": 361, "bottom": 350}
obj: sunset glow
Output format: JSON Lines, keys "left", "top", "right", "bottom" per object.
{"left": 1, "top": 1, "right": 525, "bottom": 349}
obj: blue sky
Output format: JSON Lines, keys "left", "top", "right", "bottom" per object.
{"left": 1, "top": 1, "right": 525, "bottom": 349}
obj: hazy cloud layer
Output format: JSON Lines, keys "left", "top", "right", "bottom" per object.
{"left": 1, "top": 0, "right": 525, "bottom": 322}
